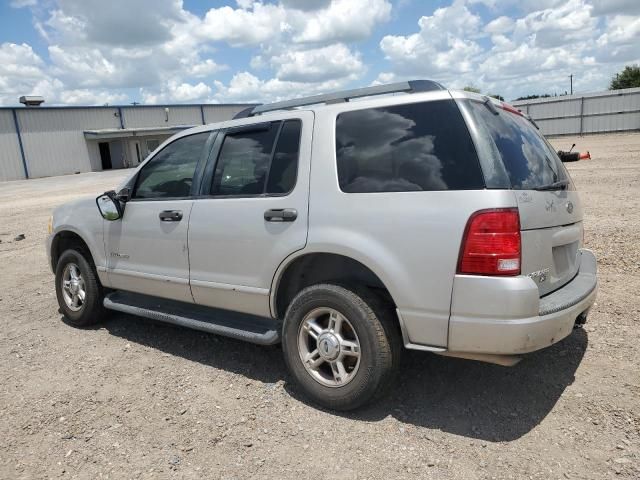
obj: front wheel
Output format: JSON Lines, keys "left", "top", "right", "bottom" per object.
{"left": 282, "top": 284, "right": 401, "bottom": 410}
{"left": 55, "top": 248, "right": 108, "bottom": 327}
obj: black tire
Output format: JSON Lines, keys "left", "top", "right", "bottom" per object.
{"left": 55, "top": 248, "right": 108, "bottom": 327}
{"left": 282, "top": 283, "right": 402, "bottom": 411}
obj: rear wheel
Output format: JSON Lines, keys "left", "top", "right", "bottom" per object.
{"left": 55, "top": 248, "right": 108, "bottom": 327}
{"left": 282, "top": 284, "right": 401, "bottom": 410}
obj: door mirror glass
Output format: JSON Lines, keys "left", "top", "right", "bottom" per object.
{"left": 96, "top": 191, "right": 123, "bottom": 221}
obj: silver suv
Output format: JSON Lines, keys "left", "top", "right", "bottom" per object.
{"left": 47, "top": 80, "right": 597, "bottom": 410}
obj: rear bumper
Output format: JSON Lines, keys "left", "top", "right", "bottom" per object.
{"left": 447, "top": 249, "right": 597, "bottom": 355}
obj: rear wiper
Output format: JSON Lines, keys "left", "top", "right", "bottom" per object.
{"left": 533, "top": 180, "right": 570, "bottom": 191}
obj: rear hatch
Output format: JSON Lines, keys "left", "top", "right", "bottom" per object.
{"left": 459, "top": 97, "right": 583, "bottom": 296}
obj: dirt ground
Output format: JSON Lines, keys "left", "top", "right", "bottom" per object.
{"left": 0, "top": 133, "right": 638, "bottom": 479}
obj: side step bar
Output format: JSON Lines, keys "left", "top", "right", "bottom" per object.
{"left": 103, "top": 291, "right": 281, "bottom": 345}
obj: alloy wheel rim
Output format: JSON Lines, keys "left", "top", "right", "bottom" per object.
{"left": 297, "top": 307, "right": 361, "bottom": 388}
{"left": 61, "top": 263, "right": 86, "bottom": 312}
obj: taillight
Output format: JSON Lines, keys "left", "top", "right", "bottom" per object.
{"left": 457, "top": 208, "right": 521, "bottom": 276}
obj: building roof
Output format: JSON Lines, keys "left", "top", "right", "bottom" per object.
{"left": 0, "top": 103, "right": 256, "bottom": 111}
{"left": 83, "top": 125, "right": 196, "bottom": 140}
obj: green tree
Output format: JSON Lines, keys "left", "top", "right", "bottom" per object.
{"left": 463, "top": 86, "right": 504, "bottom": 100}
{"left": 515, "top": 94, "right": 553, "bottom": 101}
{"left": 610, "top": 65, "right": 640, "bottom": 90}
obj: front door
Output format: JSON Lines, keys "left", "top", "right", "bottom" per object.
{"left": 188, "top": 112, "right": 313, "bottom": 317}
{"left": 104, "top": 131, "right": 213, "bottom": 303}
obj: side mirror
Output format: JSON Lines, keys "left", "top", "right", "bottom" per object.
{"left": 96, "top": 190, "right": 123, "bottom": 221}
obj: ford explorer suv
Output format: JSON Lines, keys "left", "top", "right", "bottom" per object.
{"left": 47, "top": 80, "right": 597, "bottom": 410}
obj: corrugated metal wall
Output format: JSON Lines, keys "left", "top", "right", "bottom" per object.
{"left": 0, "top": 104, "right": 249, "bottom": 181}
{"left": 17, "top": 108, "right": 121, "bottom": 178}
{"left": 0, "top": 110, "right": 26, "bottom": 181}
{"left": 512, "top": 87, "right": 640, "bottom": 136}
{"left": 203, "top": 105, "right": 248, "bottom": 123}
{"left": 122, "top": 106, "right": 203, "bottom": 128}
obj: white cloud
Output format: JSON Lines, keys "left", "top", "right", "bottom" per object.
{"left": 376, "top": 0, "right": 640, "bottom": 100}
{"left": 212, "top": 71, "right": 352, "bottom": 103}
{"left": 485, "top": 16, "right": 514, "bottom": 34}
{"left": 0, "top": 43, "right": 51, "bottom": 105}
{"left": 2, "top": 0, "right": 640, "bottom": 107}
{"left": 199, "top": 3, "right": 285, "bottom": 47}
{"left": 597, "top": 15, "right": 640, "bottom": 46}
{"left": 10, "top": 0, "right": 37, "bottom": 8}
{"left": 280, "top": 0, "right": 332, "bottom": 11}
{"left": 187, "top": 59, "right": 226, "bottom": 78}
{"left": 290, "top": 0, "right": 391, "bottom": 44}
{"left": 45, "top": 0, "right": 186, "bottom": 47}
{"left": 142, "top": 80, "right": 212, "bottom": 104}
{"left": 589, "top": 0, "right": 640, "bottom": 16}
{"left": 59, "top": 89, "right": 128, "bottom": 105}
{"left": 270, "top": 44, "right": 364, "bottom": 82}
{"left": 512, "top": 0, "right": 597, "bottom": 48}
{"left": 380, "top": 1, "right": 483, "bottom": 76}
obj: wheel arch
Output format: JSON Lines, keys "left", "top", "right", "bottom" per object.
{"left": 50, "top": 229, "right": 96, "bottom": 271}
{"left": 270, "top": 251, "right": 400, "bottom": 320}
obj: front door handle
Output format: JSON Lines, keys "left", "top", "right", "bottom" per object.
{"left": 264, "top": 208, "right": 297, "bottom": 222}
{"left": 159, "top": 210, "right": 183, "bottom": 222}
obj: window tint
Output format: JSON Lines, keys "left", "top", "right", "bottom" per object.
{"left": 134, "top": 132, "right": 210, "bottom": 199}
{"left": 464, "top": 100, "right": 569, "bottom": 189}
{"left": 335, "top": 100, "right": 484, "bottom": 193}
{"left": 266, "top": 120, "right": 301, "bottom": 194}
{"left": 211, "top": 124, "right": 279, "bottom": 196}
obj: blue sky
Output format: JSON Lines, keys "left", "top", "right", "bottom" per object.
{"left": 1, "top": 0, "right": 638, "bottom": 106}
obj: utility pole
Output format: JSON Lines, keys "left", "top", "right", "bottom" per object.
{"left": 569, "top": 74, "right": 573, "bottom": 95}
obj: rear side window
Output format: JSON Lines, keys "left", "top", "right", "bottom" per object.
{"left": 463, "top": 100, "right": 569, "bottom": 189}
{"left": 335, "top": 100, "right": 484, "bottom": 193}
{"left": 267, "top": 120, "right": 301, "bottom": 194}
{"left": 211, "top": 120, "right": 301, "bottom": 196}
{"left": 134, "top": 132, "right": 210, "bottom": 199}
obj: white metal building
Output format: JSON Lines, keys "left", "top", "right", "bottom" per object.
{"left": 512, "top": 86, "right": 640, "bottom": 136}
{"left": 0, "top": 103, "right": 250, "bottom": 181}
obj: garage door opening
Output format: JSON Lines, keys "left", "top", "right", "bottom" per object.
{"left": 99, "top": 142, "right": 112, "bottom": 170}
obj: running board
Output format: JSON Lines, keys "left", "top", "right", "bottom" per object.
{"left": 103, "top": 291, "right": 281, "bottom": 345}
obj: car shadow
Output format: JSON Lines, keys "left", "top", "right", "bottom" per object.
{"left": 99, "top": 312, "right": 587, "bottom": 442}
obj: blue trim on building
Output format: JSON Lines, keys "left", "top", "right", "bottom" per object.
{"left": 11, "top": 109, "right": 29, "bottom": 179}
{"left": 117, "top": 107, "right": 125, "bottom": 129}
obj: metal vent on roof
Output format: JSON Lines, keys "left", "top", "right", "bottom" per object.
{"left": 19, "top": 96, "right": 45, "bottom": 107}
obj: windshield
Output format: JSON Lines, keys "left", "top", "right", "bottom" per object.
{"left": 462, "top": 100, "right": 571, "bottom": 190}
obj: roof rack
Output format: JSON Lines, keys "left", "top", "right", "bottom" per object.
{"left": 235, "top": 79, "right": 445, "bottom": 118}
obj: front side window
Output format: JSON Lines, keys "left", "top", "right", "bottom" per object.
{"left": 211, "top": 120, "right": 301, "bottom": 196}
{"left": 335, "top": 100, "right": 485, "bottom": 193}
{"left": 134, "top": 132, "right": 210, "bottom": 199}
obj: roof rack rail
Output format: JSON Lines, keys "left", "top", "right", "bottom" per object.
{"left": 243, "top": 79, "right": 445, "bottom": 117}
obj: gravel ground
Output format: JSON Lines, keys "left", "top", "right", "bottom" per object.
{"left": 0, "top": 133, "right": 638, "bottom": 479}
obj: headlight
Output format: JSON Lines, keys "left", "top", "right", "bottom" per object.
{"left": 47, "top": 215, "right": 53, "bottom": 234}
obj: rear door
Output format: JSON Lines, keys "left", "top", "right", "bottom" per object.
{"left": 188, "top": 112, "right": 313, "bottom": 317}
{"left": 461, "top": 99, "right": 583, "bottom": 296}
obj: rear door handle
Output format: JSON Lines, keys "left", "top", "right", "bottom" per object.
{"left": 159, "top": 210, "right": 183, "bottom": 222}
{"left": 264, "top": 208, "right": 297, "bottom": 222}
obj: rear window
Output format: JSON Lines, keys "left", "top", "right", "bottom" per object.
{"left": 463, "top": 100, "right": 570, "bottom": 189}
{"left": 335, "top": 100, "right": 485, "bottom": 193}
